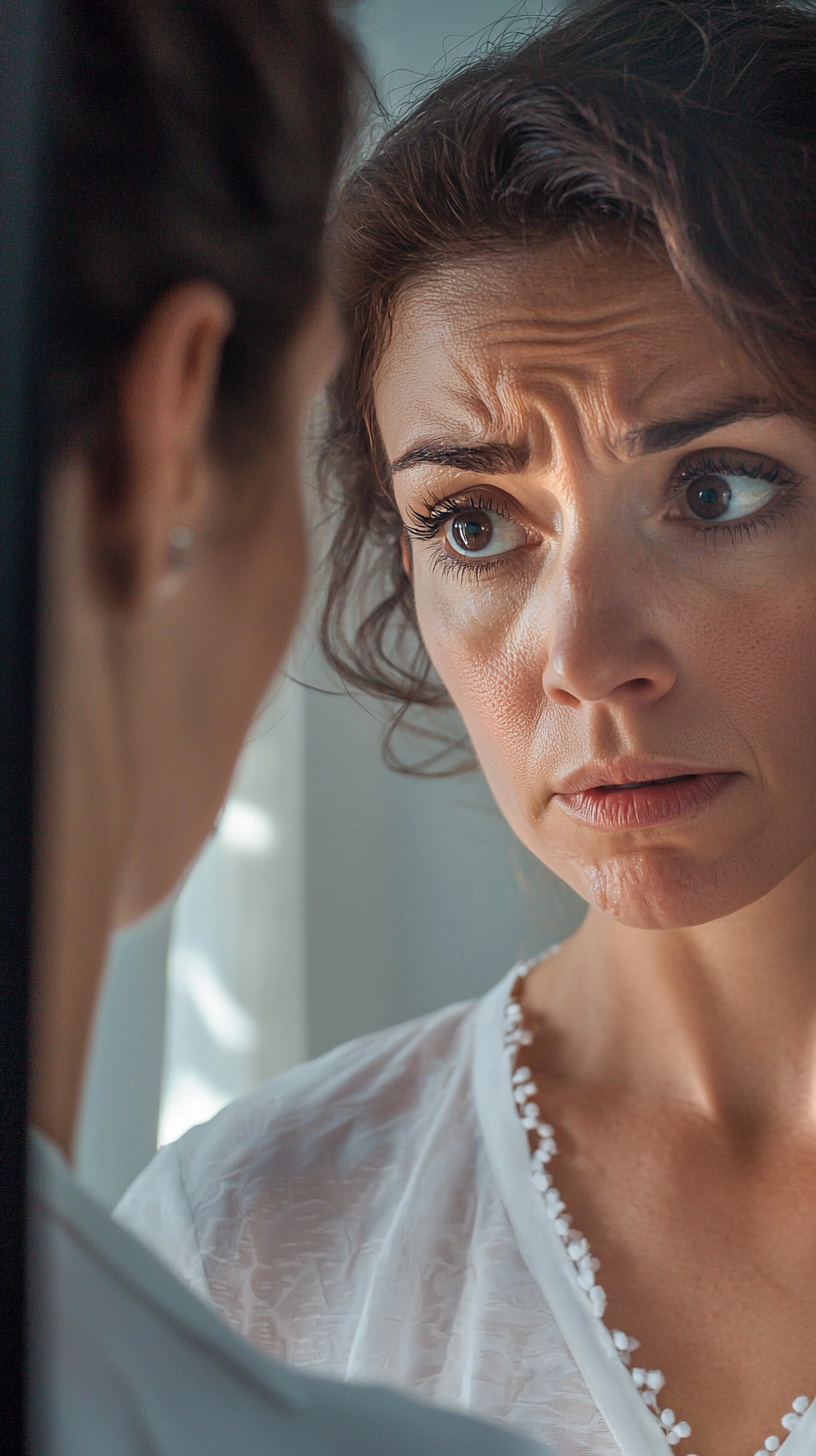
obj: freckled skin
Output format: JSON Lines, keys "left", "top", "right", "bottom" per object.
{"left": 376, "top": 241, "right": 816, "bottom": 1455}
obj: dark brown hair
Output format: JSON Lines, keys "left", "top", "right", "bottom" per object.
{"left": 319, "top": 0, "right": 816, "bottom": 772}
{"left": 47, "top": 0, "right": 356, "bottom": 462}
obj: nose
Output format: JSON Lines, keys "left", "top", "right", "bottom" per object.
{"left": 540, "top": 541, "right": 678, "bottom": 709}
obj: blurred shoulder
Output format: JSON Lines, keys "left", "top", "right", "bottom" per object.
{"left": 117, "top": 997, "right": 480, "bottom": 1246}
{"left": 33, "top": 1135, "right": 543, "bottom": 1456}
{"left": 179, "top": 996, "right": 478, "bottom": 1180}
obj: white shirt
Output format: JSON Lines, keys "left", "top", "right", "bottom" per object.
{"left": 116, "top": 971, "right": 816, "bottom": 1456}
{"left": 28, "top": 1128, "right": 542, "bottom": 1456}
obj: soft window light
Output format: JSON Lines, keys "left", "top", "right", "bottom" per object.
{"left": 218, "top": 797, "right": 276, "bottom": 855}
{"left": 171, "top": 948, "right": 257, "bottom": 1053}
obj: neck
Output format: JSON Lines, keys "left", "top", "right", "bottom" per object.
{"left": 527, "top": 855, "right": 816, "bottom": 1141}
{"left": 31, "top": 472, "right": 126, "bottom": 1160}
{"left": 32, "top": 759, "right": 117, "bottom": 1159}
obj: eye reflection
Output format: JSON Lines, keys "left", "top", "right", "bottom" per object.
{"left": 682, "top": 470, "right": 779, "bottom": 522}
{"left": 445, "top": 506, "right": 527, "bottom": 558}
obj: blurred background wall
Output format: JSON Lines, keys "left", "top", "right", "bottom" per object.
{"left": 75, "top": 0, "right": 579, "bottom": 1211}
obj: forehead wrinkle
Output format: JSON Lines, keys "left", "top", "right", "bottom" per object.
{"left": 496, "top": 348, "right": 776, "bottom": 467}
{"left": 444, "top": 349, "right": 547, "bottom": 461}
{"left": 388, "top": 388, "right": 553, "bottom": 481}
{"left": 487, "top": 358, "right": 623, "bottom": 468}
{"left": 381, "top": 274, "right": 775, "bottom": 482}
{"left": 426, "top": 360, "right": 617, "bottom": 479}
{"left": 463, "top": 294, "right": 727, "bottom": 425}
{"left": 460, "top": 335, "right": 616, "bottom": 462}
{"left": 441, "top": 340, "right": 500, "bottom": 423}
{"left": 385, "top": 366, "right": 537, "bottom": 480}
{"left": 468, "top": 297, "right": 682, "bottom": 349}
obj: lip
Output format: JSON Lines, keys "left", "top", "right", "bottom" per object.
{"left": 553, "top": 761, "right": 739, "bottom": 831}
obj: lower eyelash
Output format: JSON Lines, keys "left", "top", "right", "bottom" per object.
{"left": 426, "top": 544, "right": 504, "bottom": 583}
{"left": 672, "top": 454, "right": 803, "bottom": 538}
{"left": 689, "top": 496, "right": 802, "bottom": 546}
{"left": 696, "top": 518, "right": 763, "bottom": 546}
{"left": 406, "top": 493, "right": 525, "bottom": 579}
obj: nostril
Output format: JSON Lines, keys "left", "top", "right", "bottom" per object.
{"left": 542, "top": 626, "right": 677, "bottom": 706}
{"left": 543, "top": 664, "right": 675, "bottom": 707}
{"left": 546, "top": 685, "right": 582, "bottom": 708}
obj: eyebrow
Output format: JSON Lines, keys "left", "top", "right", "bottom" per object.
{"left": 390, "top": 397, "right": 786, "bottom": 477}
{"left": 620, "top": 397, "right": 783, "bottom": 456}
{"left": 390, "top": 440, "right": 530, "bottom": 475}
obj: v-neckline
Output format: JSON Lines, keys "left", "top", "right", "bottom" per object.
{"left": 473, "top": 969, "right": 816, "bottom": 1456}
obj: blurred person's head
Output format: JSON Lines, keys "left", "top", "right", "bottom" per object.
{"left": 35, "top": 0, "right": 354, "bottom": 1151}
{"left": 320, "top": 0, "right": 816, "bottom": 935}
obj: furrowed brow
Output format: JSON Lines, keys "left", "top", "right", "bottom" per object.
{"left": 622, "top": 398, "right": 783, "bottom": 456}
{"left": 390, "top": 440, "right": 530, "bottom": 475}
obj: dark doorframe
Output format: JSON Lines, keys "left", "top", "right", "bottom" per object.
{"left": 0, "top": 1, "right": 51, "bottom": 1449}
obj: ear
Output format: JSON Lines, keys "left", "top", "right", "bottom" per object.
{"left": 86, "top": 281, "right": 235, "bottom": 607}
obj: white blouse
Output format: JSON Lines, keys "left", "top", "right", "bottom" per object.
{"left": 117, "top": 970, "right": 816, "bottom": 1456}
{"left": 31, "top": 1133, "right": 532, "bottom": 1456}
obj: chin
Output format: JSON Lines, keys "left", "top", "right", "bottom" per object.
{"left": 561, "top": 846, "right": 788, "bottom": 931}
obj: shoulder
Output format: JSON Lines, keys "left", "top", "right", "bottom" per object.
{"left": 29, "top": 1132, "right": 306, "bottom": 1453}
{"left": 173, "top": 996, "right": 479, "bottom": 1188}
{"left": 117, "top": 998, "right": 484, "bottom": 1276}
{"left": 31, "top": 1135, "right": 542, "bottom": 1456}
{"left": 114, "top": 1134, "right": 211, "bottom": 1302}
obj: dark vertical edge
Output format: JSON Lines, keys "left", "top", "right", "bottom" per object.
{"left": 0, "top": 0, "right": 51, "bottom": 1451}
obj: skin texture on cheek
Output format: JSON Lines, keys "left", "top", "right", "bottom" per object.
{"left": 419, "top": 556, "right": 816, "bottom": 929}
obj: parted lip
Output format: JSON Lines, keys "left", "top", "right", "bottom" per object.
{"left": 553, "top": 759, "right": 733, "bottom": 796}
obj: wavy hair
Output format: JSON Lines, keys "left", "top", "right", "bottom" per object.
{"left": 319, "top": 0, "right": 816, "bottom": 771}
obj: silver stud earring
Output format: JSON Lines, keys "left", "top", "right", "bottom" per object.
{"left": 167, "top": 524, "right": 194, "bottom": 572}
{"left": 155, "top": 525, "right": 194, "bottom": 602}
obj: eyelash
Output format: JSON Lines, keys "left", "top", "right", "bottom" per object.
{"left": 404, "top": 492, "right": 524, "bottom": 582}
{"left": 405, "top": 491, "right": 508, "bottom": 540}
{"left": 670, "top": 452, "right": 802, "bottom": 544}
{"left": 403, "top": 454, "right": 803, "bottom": 575}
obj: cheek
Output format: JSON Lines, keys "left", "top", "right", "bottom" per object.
{"left": 412, "top": 553, "right": 816, "bottom": 927}
{"left": 412, "top": 563, "right": 549, "bottom": 805}
{"left": 722, "top": 579, "right": 816, "bottom": 789}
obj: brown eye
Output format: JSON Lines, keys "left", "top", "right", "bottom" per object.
{"left": 686, "top": 476, "right": 731, "bottom": 520}
{"left": 450, "top": 510, "right": 493, "bottom": 552}
{"left": 442, "top": 504, "right": 529, "bottom": 561}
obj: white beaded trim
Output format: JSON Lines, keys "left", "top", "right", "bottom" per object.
{"left": 503, "top": 977, "right": 812, "bottom": 1456}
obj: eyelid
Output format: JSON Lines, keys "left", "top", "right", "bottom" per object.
{"left": 669, "top": 448, "right": 800, "bottom": 491}
{"left": 404, "top": 486, "right": 534, "bottom": 540}
{"left": 664, "top": 447, "right": 805, "bottom": 539}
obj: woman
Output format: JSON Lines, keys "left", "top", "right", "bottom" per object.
{"left": 28, "top": 5, "right": 539, "bottom": 1456}
{"left": 117, "top": 2, "right": 816, "bottom": 1453}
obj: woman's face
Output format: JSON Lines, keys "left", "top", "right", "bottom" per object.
{"left": 376, "top": 240, "right": 816, "bottom": 929}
